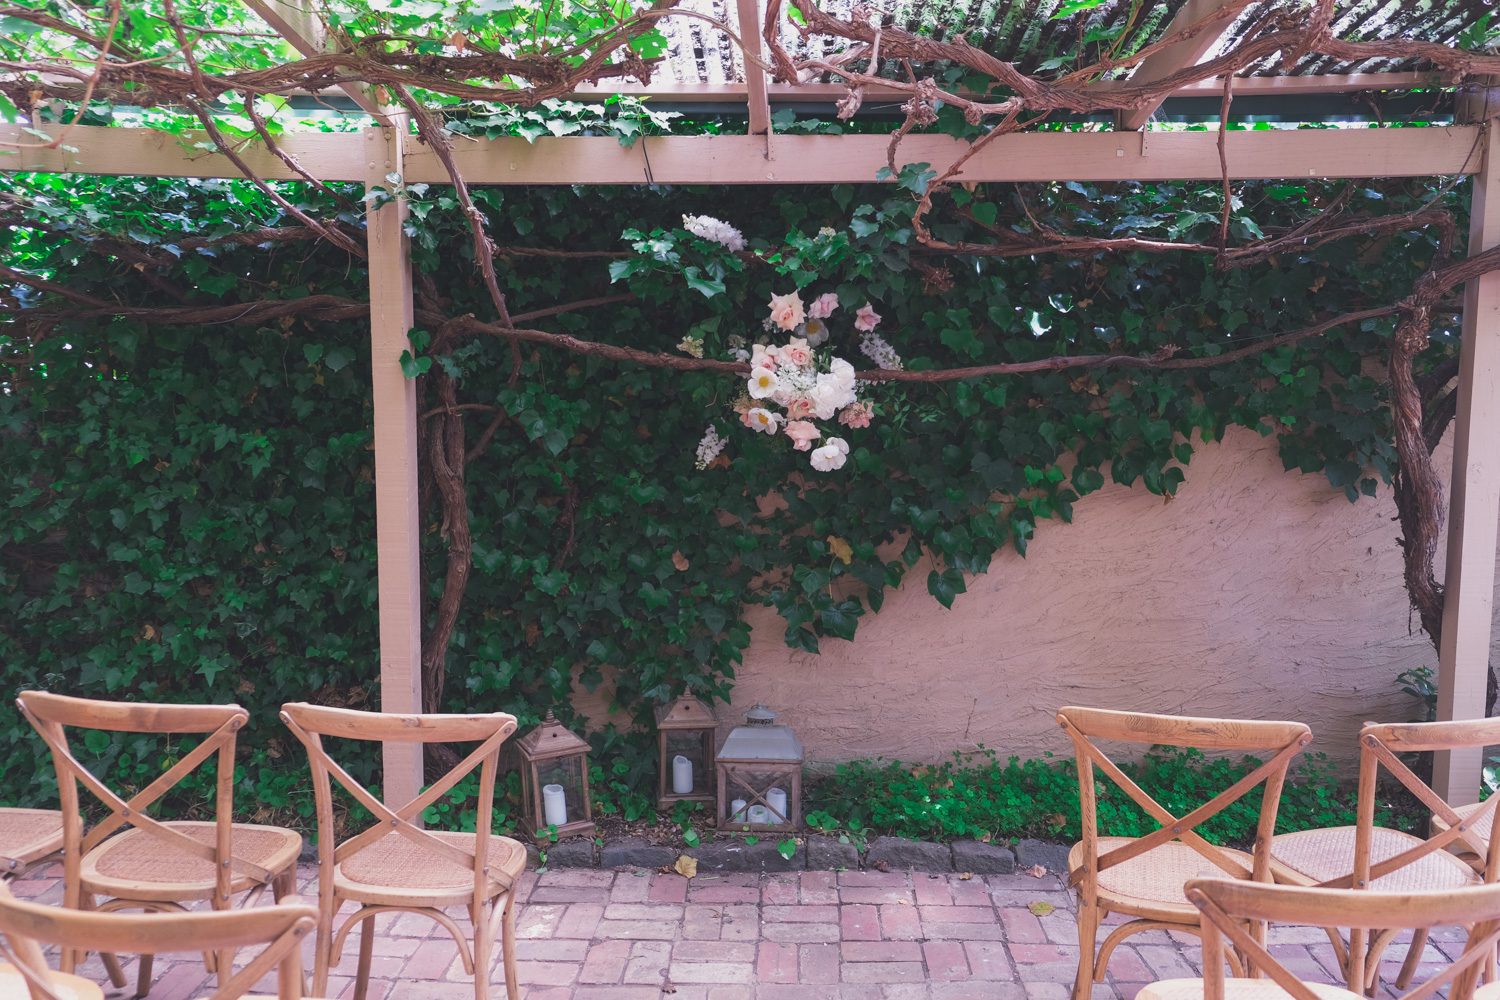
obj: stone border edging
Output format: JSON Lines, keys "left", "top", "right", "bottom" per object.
{"left": 524, "top": 835, "right": 1073, "bottom": 876}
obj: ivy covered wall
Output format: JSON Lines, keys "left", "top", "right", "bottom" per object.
{"left": 0, "top": 167, "right": 1457, "bottom": 815}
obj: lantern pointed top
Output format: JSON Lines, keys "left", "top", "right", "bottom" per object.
{"left": 514, "top": 710, "right": 591, "bottom": 759}
{"left": 655, "top": 693, "right": 715, "bottom": 729}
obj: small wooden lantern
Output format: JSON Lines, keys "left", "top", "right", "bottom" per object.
{"left": 715, "top": 703, "right": 803, "bottom": 832}
{"left": 656, "top": 694, "right": 716, "bottom": 810}
{"left": 514, "top": 711, "right": 594, "bottom": 840}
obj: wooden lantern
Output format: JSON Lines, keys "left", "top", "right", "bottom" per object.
{"left": 715, "top": 703, "right": 803, "bottom": 832}
{"left": 655, "top": 694, "right": 716, "bottom": 810}
{"left": 513, "top": 711, "right": 594, "bottom": 840}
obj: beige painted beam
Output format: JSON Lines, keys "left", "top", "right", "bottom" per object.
{"left": 568, "top": 70, "right": 1451, "bottom": 103}
{"left": 1434, "top": 123, "right": 1500, "bottom": 804}
{"left": 364, "top": 125, "right": 425, "bottom": 810}
{"left": 1118, "top": 0, "right": 1240, "bottom": 131}
{"left": 239, "top": 0, "right": 385, "bottom": 119}
{"left": 0, "top": 124, "right": 1485, "bottom": 184}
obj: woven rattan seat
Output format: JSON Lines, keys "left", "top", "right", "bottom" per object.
{"left": 1271, "top": 826, "right": 1480, "bottom": 892}
{"left": 80, "top": 821, "right": 302, "bottom": 902}
{"left": 1071, "top": 838, "right": 1259, "bottom": 919}
{"left": 336, "top": 832, "right": 526, "bottom": 905}
{"left": 0, "top": 808, "right": 64, "bottom": 876}
{"left": 1139, "top": 978, "right": 1362, "bottom": 1000}
{"left": 0, "top": 961, "right": 102, "bottom": 1000}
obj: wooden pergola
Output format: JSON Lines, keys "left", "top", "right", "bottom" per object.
{"left": 6, "top": 0, "right": 1498, "bottom": 810}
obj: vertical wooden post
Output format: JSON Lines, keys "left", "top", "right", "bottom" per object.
{"left": 735, "top": 0, "right": 771, "bottom": 139}
{"left": 365, "top": 123, "right": 424, "bottom": 810}
{"left": 1434, "top": 121, "right": 1500, "bottom": 804}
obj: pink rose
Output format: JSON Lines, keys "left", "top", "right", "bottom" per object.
{"left": 838, "top": 401, "right": 873, "bottom": 429}
{"left": 808, "top": 292, "right": 840, "bottom": 320}
{"left": 767, "top": 291, "right": 805, "bottom": 332}
{"left": 854, "top": 302, "right": 882, "bottom": 332}
{"left": 779, "top": 337, "right": 813, "bottom": 368}
{"left": 784, "top": 395, "right": 817, "bottom": 420}
{"left": 784, "top": 420, "right": 820, "bottom": 451}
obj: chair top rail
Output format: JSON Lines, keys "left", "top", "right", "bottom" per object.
{"left": 1057, "top": 706, "right": 1311, "bottom": 751}
{"left": 16, "top": 691, "right": 247, "bottom": 735}
{"left": 1364, "top": 718, "right": 1500, "bottom": 752}
{"left": 0, "top": 886, "right": 318, "bottom": 954}
{"left": 1186, "top": 876, "right": 1500, "bottom": 928}
{"left": 281, "top": 702, "right": 518, "bottom": 744}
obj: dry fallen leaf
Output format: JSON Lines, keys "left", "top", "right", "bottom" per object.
{"left": 671, "top": 550, "right": 690, "bottom": 571}
{"left": 959, "top": 872, "right": 973, "bottom": 881}
{"left": 872, "top": 859, "right": 890, "bottom": 873}
{"left": 1029, "top": 901, "right": 1055, "bottom": 917}
{"left": 674, "top": 855, "right": 699, "bottom": 878}
{"left": 660, "top": 985, "right": 677, "bottom": 995}
{"left": 895, "top": 898, "right": 911, "bottom": 905}
{"left": 826, "top": 535, "right": 853, "bottom": 564}
{"left": 1024, "top": 864, "right": 1047, "bottom": 878}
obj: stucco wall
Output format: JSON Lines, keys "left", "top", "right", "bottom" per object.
{"left": 701, "top": 425, "right": 1484, "bottom": 769}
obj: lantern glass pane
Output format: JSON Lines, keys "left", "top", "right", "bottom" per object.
{"left": 536, "top": 755, "right": 585, "bottom": 829}
{"left": 664, "top": 731, "right": 709, "bottom": 795}
{"left": 722, "top": 765, "right": 794, "bottom": 826}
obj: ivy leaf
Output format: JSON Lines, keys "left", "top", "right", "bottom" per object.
{"left": 398, "top": 351, "right": 432, "bottom": 379}
{"left": 324, "top": 346, "right": 355, "bottom": 372}
{"left": 683, "top": 829, "right": 701, "bottom": 847}
{"left": 927, "top": 568, "right": 967, "bottom": 609}
{"left": 83, "top": 730, "right": 111, "bottom": 755}
{"left": 970, "top": 202, "right": 998, "bottom": 228}
{"left": 683, "top": 267, "right": 726, "bottom": 298}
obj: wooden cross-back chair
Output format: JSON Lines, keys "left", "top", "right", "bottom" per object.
{"left": 1138, "top": 878, "right": 1500, "bottom": 1000}
{"left": 1270, "top": 719, "right": 1500, "bottom": 994}
{"left": 1057, "top": 707, "right": 1313, "bottom": 1000}
{"left": 0, "top": 880, "right": 323, "bottom": 1000}
{"left": 14, "top": 691, "right": 302, "bottom": 997}
{"left": 279, "top": 703, "right": 526, "bottom": 1000}
{"left": 0, "top": 810, "right": 64, "bottom": 881}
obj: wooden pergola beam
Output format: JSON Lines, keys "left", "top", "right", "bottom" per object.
{"left": 564, "top": 71, "right": 1452, "bottom": 103}
{"left": 240, "top": 0, "right": 384, "bottom": 118}
{"left": 2, "top": 125, "right": 1483, "bottom": 184}
{"left": 734, "top": 0, "right": 771, "bottom": 137}
{"left": 1117, "top": 0, "right": 1241, "bottom": 131}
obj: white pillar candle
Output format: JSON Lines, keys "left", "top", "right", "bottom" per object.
{"left": 747, "top": 805, "right": 771, "bottom": 825}
{"left": 766, "top": 787, "right": 788, "bottom": 823}
{"left": 730, "top": 798, "right": 747, "bottom": 822}
{"left": 672, "top": 755, "right": 694, "bottom": 794}
{"left": 542, "top": 783, "right": 568, "bottom": 827}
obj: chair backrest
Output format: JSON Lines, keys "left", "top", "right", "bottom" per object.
{"left": 1187, "top": 877, "right": 1500, "bottom": 1000}
{"left": 0, "top": 881, "right": 316, "bottom": 1000}
{"left": 1056, "top": 707, "right": 1312, "bottom": 888}
{"left": 15, "top": 691, "right": 264, "bottom": 907}
{"left": 278, "top": 704, "right": 519, "bottom": 909}
{"left": 1345, "top": 719, "right": 1500, "bottom": 890}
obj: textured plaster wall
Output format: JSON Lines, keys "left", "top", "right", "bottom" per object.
{"left": 702, "top": 425, "right": 1489, "bottom": 769}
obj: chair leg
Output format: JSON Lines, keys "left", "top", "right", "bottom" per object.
{"left": 273, "top": 866, "right": 297, "bottom": 903}
{"left": 502, "top": 894, "right": 519, "bottom": 1000}
{"left": 312, "top": 902, "right": 334, "bottom": 998}
{"left": 471, "top": 902, "right": 492, "bottom": 1000}
{"left": 353, "top": 915, "right": 375, "bottom": 1000}
{"left": 80, "top": 894, "right": 128, "bottom": 990}
{"left": 135, "top": 953, "right": 154, "bottom": 998}
{"left": 1074, "top": 896, "right": 1101, "bottom": 1000}
{"left": 1395, "top": 927, "right": 1429, "bottom": 990}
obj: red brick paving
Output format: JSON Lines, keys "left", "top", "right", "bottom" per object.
{"left": 5, "top": 862, "right": 1434, "bottom": 999}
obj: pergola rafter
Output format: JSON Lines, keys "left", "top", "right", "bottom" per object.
{"left": 5, "top": 0, "right": 1499, "bottom": 808}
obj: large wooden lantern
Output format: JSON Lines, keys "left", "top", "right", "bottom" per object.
{"left": 655, "top": 694, "right": 717, "bottom": 810}
{"left": 514, "top": 711, "right": 594, "bottom": 839}
{"left": 715, "top": 703, "right": 803, "bottom": 832}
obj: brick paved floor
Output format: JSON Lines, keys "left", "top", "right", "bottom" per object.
{"left": 9, "top": 862, "right": 1460, "bottom": 999}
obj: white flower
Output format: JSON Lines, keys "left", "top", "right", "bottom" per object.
{"left": 731, "top": 347, "right": 751, "bottom": 363}
{"left": 827, "top": 436, "right": 850, "bottom": 455}
{"left": 801, "top": 317, "right": 830, "bottom": 347}
{"left": 695, "top": 426, "right": 727, "bottom": 469}
{"left": 681, "top": 214, "right": 746, "bottom": 252}
{"left": 829, "top": 357, "right": 855, "bottom": 388}
{"left": 859, "top": 333, "right": 903, "bottom": 370}
{"left": 811, "top": 379, "right": 853, "bottom": 420}
{"left": 748, "top": 366, "right": 780, "bottom": 399}
{"left": 746, "top": 408, "right": 781, "bottom": 434}
{"left": 810, "top": 442, "right": 848, "bottom": 472}
{"left": 751, "top": 343, "right": 777, "bottom": 369}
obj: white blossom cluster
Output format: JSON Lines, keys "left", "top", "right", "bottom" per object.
{"left": 859, "top": 332, "right": 903, "bottom": 370}
{"left": 681, "top": 214, "right": 747, "bottom": 252}
{"left": 694, "top": 425, "right": 727, "bottom": 470}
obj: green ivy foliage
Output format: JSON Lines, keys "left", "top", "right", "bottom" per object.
{"left": 0, "top": 164, "right": 1462, "bottom": 821}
